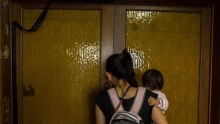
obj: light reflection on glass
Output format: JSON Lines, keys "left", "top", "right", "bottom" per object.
{"left": 127, "top": 11, "right": 157, "bottom": 24}
{"left": 66, "top": 43, "right": 99, "bottom": 65}
{"left": 128, "top": 47, "right": 152, "bottom": 71}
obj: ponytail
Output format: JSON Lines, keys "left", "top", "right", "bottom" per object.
{"left": 105, "top": 48, "right": 138, "bottom": 87}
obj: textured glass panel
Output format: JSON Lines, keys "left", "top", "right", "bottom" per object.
{"left": 126, "top": 11, "right": 200, "bottom": 124}
{"left": 22, "top": 9, "right": 101, "bottom": 124}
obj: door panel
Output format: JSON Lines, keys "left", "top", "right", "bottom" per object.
{"left": 126, "top": 10, "right": 201, "bottom": 124}
{"left": 21, "top": 9, "right": 101, "bottom": 124}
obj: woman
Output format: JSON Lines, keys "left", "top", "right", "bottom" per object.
{"left": 95, "top": 49, "right": 168, "bottom": 124}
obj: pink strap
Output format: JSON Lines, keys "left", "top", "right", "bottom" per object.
{"left": 108, "top": 87, "right": 146, "bottom": 113}
{"left": 130, "top": 87, "right": 146, "bottom": 113}
{"left": 107, "top": 88, "right": 123, "bottom": 111}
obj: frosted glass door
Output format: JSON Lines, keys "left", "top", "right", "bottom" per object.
{"left": 21, "top": 9, "right": 101, "bottom": 124}
{"left": 126, "top": 10, "right": 201, "bottom": 124}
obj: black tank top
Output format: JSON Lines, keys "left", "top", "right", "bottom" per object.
{"left": 96, "top": 87, "right": 157, "bottom": 124}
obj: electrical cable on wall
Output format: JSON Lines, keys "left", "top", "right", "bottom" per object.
{"left": 12, "top": 0, "right": 52, "bottom": 123}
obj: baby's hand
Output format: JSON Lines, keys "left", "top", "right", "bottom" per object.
{"left": 148, "top": 96, "right": 160, "bottom": 106}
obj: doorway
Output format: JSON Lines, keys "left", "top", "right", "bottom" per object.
{"left": 12, "top": 2, "right": 211, "bottom": 124}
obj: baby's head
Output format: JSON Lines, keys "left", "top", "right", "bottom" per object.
{"left": 141, "top": 69, "right": 164, "bottom": 90}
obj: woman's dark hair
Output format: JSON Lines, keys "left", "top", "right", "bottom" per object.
{"left": 141, "top": 69, "right": 164, "bottom": 90}
{"left": 105, "top": 48, "right": 138, "bottom": 87}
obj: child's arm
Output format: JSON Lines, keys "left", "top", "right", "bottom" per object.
{"left": 156, "top": 93, "right": 169, "bottom": 112}
{"left": 148, "top": 96, "right": 160, "bottom": 106}
{"left": 148, "top": 93, "right": 169, "bottom": 112}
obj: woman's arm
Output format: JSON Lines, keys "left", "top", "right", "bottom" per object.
{"left": 151, "top": 106, "right": 168, "bottom": 124}
{"left": 95, "top": 104, "right": 105, "bottom": 124}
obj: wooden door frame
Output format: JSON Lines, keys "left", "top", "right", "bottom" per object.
{"left": 211, "top": 2, "right": 220, "bottom": 124}
{"left": 1, "top": 0, "right": 12, "bottom": 124}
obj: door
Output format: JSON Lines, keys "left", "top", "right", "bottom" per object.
{"left": 114, "top": 5, "right": 211, "bottom": 124}
{"left": 13, "top": 3, "right": 113, "bottom": 124}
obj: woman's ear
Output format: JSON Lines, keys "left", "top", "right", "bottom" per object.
{"left": 106, "top": 72, "right": 112, "bottom": 81}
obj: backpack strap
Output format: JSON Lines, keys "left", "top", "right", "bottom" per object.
{"left": 130, "top": 87, "right": 146, "bottom": 114}
{"left": 107, "top": 88, "right": 124, "bottom": 111}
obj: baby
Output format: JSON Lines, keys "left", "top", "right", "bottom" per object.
{"left": 142, "top": 69, "right": 169, "bottom": 113}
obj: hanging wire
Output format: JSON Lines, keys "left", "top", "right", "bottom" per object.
{"left": 12, "top": 0, "right": 52, "bottom": 123}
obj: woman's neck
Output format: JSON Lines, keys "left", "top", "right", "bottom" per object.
{"left": 115, "top": 80, "right": 130, "bottom": 97}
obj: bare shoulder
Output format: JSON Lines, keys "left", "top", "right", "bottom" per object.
{"left": 152, "top": 107, "right": 168, "bottom": 124}
{"left": 124, "top": 87, "right": 138, "bottom": 99}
